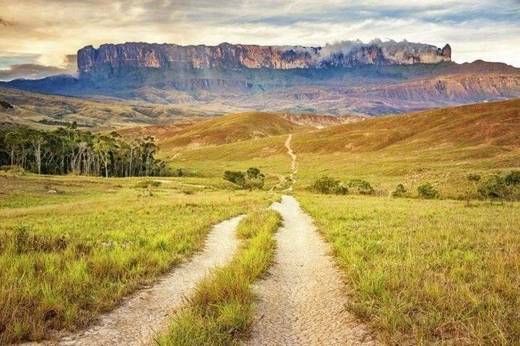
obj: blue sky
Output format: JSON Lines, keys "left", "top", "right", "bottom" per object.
{"left": 0, "top": 0, "right": 519, "bottom": 80}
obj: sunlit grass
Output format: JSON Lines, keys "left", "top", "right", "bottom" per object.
{"left": 0, "top": 175, "right": 275, "bottom": 343}
{"left": 158, "top": 209, "right": 281, "bottom": 345}
{"left": 297, "top": 192, "right": 520, "bottom": 344}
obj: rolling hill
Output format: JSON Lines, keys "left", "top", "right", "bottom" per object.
{"left": 160, "top": 99, "right": 520, "bottom": 197}
{"left": 0, "top": 88, "right": 213, "bottom": 130}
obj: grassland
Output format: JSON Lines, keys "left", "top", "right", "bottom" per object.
{"left": 0, "top": 173, "right": 275, "bottom": 343}
{"left": 297, "top": 192, "right": 520, "bottom": 345}
{"left": 0, "top": 87, "right": 205, "bottom": 131}
{"left": 1, "top": 98, "right": 519, "bottom": 344}
{"left": 161, "top": 100, "right": 520, "bottom": 198}
{"left": 159, "top": 209, "right": 281, "bottom": 345}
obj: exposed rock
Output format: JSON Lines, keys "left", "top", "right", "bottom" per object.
{"left": 0, "top": 100, "right": 14, "bottom": 110}
{"left": 77, "top": 40, "right": 451, "bottom": 78}
{"left": 441, "top": 44, "right": 452, "bottom": 59}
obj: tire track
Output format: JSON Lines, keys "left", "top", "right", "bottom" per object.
{"left": 248, "top": 196, "right": 377, "bottom": 345}
{"left": 27, "top": 216, "right": 243, "bottom": 346}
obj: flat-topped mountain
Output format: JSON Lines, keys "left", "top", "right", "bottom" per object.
{"left": 78, "top": 40, "right": 451, "bottom": 79}
{"left": 2, "top": 39, "right": 519, "bottom": 116}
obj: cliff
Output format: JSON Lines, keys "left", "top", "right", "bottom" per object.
{"left": 77, "top": 40, "right": 451, "bottom": 78}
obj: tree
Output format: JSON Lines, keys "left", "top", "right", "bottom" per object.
{"left": 392, "top": 184, "right": 407, "bottom": 197}
{"left": 29, "top": 132, "right": 45, "bottom": 174}
{"left": 0, "top": 125, "right": 168, "bottom": 178}
{"left": 312, "top": 176, "right": 348, "bottom": 195}
{"left": 417, "top": 183, "right": 440, "bottom": 199}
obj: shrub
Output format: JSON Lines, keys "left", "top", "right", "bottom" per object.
{"left": 392, "top": 184, "right": 407, "bottom": 197}
{"left": 244, "top": 167, "right": 265, "bottom": 189}
{"left": 417, "top": 183, "right": 440, "bottom": 199}
{"left": 348, "top": 179, "right": 374, "bottom": 195}
{"left": 0, "top": 165, "right": 25, "bottom": 175}
{"left": 135, "top": 180, "right": 161, "bottom": 189}
{"left": 478, "top": 175, "right": 510, "bottom": 200}
{"left": 224, "top": 171, "right": 245, "bottom": 186}
{"left": 505, "top": 170, "right": 520, "bottom": 186}
{"left": 224, "top": 168, "right": 264, "bottom": 189}
{"left": 312, "top": 176, "right": 348, "bottom": 195}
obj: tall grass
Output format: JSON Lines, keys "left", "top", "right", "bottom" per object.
{"left": 297, "top": 192, "right": 520, "bottom": 344}
{"left": 158, "top": 209, "right": 281, "bottom": 345}
{"left": 0, "top": 175, "right": 274, "bottom": 344}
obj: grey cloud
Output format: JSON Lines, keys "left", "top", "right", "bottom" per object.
{"left": 0, "top": 63, "right": 76, "bottom": 81}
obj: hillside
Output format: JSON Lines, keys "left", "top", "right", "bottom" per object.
{"left": 0, "top": 88, "right": 209, "bottom": 130}
{"left": 165, "top": 99, "right": 520, "bottom": 197}
{"left": 153, "top": 112, "right": 306, "bottom": 150}
{"left": 292, "top": 99, "right": 520, "bottom": 153}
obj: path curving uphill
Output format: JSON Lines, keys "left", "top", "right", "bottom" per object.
{"left": 248, "top": 196, "right": 377, "bottom": 345}
{"left": 34, "top": 216, "right": 243, "bottom": 346}
{"left": 284, "top": 134, "right": 298, "bottom": 192}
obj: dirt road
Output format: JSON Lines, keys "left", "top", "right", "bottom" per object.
{"left": 248, "top": 196, "right": 376, "bottom": 345}
{"left": 40, "top": 216, "right": 243, "bottom": 346}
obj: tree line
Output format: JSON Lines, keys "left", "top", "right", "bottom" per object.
{"left": 0, "top": 124, "right": 170, "bottom": 177}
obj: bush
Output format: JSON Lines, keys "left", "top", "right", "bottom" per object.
{"left": 224, "top": 168, "right": 264, "bottom": 189}
{"left": 312, "top": 176, "right": 348, "bottom": 195}
{"left": 0, "top": 165, "right": 25, "bottom": 175}
{"left": 478, "top": 175, "right": 510, "bottom": 200}
{"left": 224, "top": 171, "right": 245, "bottom": 186}
{"left": 244, "top": 167, "right": 265, "bottom": 189}
{"left": 348, "top": 179, "right": 374, "bottom": 195}
{"left": 417, "top": 183, "right": 440, "bottom": 199}
{"left": 135, "top": 180, "right": 161, "bottom": 189}
{"left": 392, "top": 184, "right": 407, "bottom": 197}
{"left": 505, "top": 170, "right": 520, "bottom": 186}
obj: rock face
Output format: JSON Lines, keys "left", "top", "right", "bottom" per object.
{"left": 5, "top": 40, "right": 520, "bottom": 116}
{"left": 77, "top": 40, "right": 451, "bottom": 78}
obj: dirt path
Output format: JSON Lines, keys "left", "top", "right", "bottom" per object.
{"left": 284, "top": 134, "right": 297, "bottom": 192}
{"left": 35, "top": 216, "right": 243, "bottom": 346}
{"left": 248, "top": 196, "right": 377, "bottom": 345}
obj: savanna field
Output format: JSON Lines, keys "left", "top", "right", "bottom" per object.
{"left": 0, "top": 99, "right": 519, "bottom": 345}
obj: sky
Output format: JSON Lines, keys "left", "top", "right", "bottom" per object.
{"left": 0, "top": 0, "right": 519, "bottom": 80}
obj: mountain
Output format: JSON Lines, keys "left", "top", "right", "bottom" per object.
{"left": 1, "top": 40, "right": 519, "bottom": 116}
{"left": 77, "top": 41, "right": 451, "bottom": 79}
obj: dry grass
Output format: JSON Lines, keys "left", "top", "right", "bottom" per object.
{"left": 0, "top": 174, "right": 274, "bottom": 343}
{"left": 297, "top": 192, "right": 520, "bottom": 345}
{"left": 160, "top": 99, "right": 520, "bottom": 198}
{"left": 158, "top": 209, "right": 281, "bottom": 345}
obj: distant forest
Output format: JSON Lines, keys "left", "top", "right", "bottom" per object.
{"left": 0, "top": 124, "right": 170, "bottom": 177}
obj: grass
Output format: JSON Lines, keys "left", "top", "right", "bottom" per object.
{"left": 157, "top": 111, "right": 304, "bottom": 150}
{"left": 158, "top": 208, "right": 281, "bottom": 345}
{"left": 0, "top": 174, "right": 275, "bottom": 344}
{"left": 159, "top": 100, "right": 520, "bottom": 198}
{"left": 297, "top": 192, "right": 520, "bottom": 345}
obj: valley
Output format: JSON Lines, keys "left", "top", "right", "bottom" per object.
{"left": 2, "top": 2, "right": 520, "bottom": 345}
{"left": 1, "top": 98, "right": 519, "bottom": 345}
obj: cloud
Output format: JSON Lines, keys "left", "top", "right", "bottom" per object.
{"left": 0, "top": 62, "right": 76, "bottom": 81}
{"left": 0, "top": 0, "right": 519, "bottom": 74}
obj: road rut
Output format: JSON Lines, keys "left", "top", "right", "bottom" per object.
{"left": 248, "top": 196, "right": 376, "bottom": 345}
{"left": 32, "top": 216, "right": 243, "bottom": 346}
